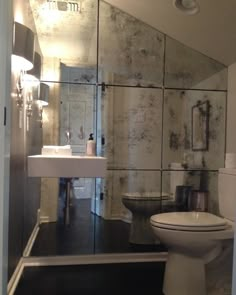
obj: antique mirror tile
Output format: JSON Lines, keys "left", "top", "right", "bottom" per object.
{"left": 165, "top": 36, "right": 227, "bottom": 90}
{"left": 161, "top": 171, "right": 218, "bottom": 214}
{"left": 30, "top": 0, "right": 98, "bottom": 83}
{"left": 111, "top": 170, "right": 161, "bottom": 220}
{"left": 163, "top": 89, "right": 226, "bottom": 170}
{"left": 99, "top": 1, "right": 164, "bottom": 87}
{"left": 60, "top": 83, "right": 96, "bottom": 152}
{"left": 101, "top": 86, "right": 163, "bottom": 169}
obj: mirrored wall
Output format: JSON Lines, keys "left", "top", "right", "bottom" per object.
{"left": 10, "top": 0, "right": 227, "bottom": 263}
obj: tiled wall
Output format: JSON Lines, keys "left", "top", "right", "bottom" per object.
{"left": 98, "top": 1, "right": 227, "bottom": 220}
{"left": 22, "top": 0, "right": 227, "bottom": 235}
{"left": 29, "top": 0, "right": 227, "bottom": 220}
{"left": 96, "top": 5, "right": 231, "bottom": 291}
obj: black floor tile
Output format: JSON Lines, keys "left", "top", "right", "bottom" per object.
{"left": 15, "top": 262, "right": 165, "bottom": 295}
{"left": 31, "top": 198, "right": 167, "bottom": 256}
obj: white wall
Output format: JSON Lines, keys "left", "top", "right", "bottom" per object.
{"left": 0, "top": 0, "right": 12, "bottom": 294}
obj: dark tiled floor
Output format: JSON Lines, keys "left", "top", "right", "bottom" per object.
{"left": 31, "top": 198, "right": 166, "bottom": 256}
{"left": 21, "top": 198, "right": 166, "bottom": 294}
{"left": 15, "top": 262, "right": 165, "bottom": 295}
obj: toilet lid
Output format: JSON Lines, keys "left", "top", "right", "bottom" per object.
{"left": 150, "top": 212, "right": 228, "bottom": 231}
{"left": 122, "top": 192, "right": 170, "bottom": 200}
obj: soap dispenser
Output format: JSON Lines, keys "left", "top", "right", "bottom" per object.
{"left": 86, "top": 133, "right": 96, "bottom": 156}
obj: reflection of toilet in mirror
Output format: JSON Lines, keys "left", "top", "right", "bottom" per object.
{"left": 121, "top": 162, "right": 197, "bottom": 245}
{"left": 122, "top": 192, "right": 172, "bottom": 245}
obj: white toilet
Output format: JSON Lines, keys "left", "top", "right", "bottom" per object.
{"left": 122, "top": 192, "right": 172, "bottom": 244}
{"left": 150, "top": 168, "right": 235, "bottom": 295}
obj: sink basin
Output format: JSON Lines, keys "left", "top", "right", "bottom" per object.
{"left": 28, "top": 155, "right": 107, "bottom": 178}
{"left": 41, "top": 145, "right": 72, "bottom": 156}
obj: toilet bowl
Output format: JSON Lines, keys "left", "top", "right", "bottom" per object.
{"left": 150, "top": 168, "right": 235, "bottom": 295}
{"left": 122, "top": 192, "right": 172, "bottom": 244}
{"left": 150, "top": 212, "right": 233, "bottom": 295}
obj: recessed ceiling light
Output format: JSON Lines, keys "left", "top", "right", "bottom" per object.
{"left": 173, "top": 0, "right": 200, "bottom": 15}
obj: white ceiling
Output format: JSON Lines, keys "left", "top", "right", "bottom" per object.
{"left": 105, "top": 0, "right": 236, "bottom": 66}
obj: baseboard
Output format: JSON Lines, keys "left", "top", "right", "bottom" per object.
{"left": 121, "top": 216, "right": 131, "bottom": 223}
{"left": 7, "top": 212, "right": 167, "bottom": 293}
{"left": 39, "top": 215, "right": 50, "bottom": 223}
{"left": 22, "top": 252, "right": 168, "bottom": 267}
{"left": 8, "top": 220, "right": 40, "bottom": 293}
{"left": 23, "top": 221, "right": 40, "bottom": 257}
{"left": 7, "top": 258, "right": 24, "bottom": 295}
{"left": 7, "top": 252, "right": 167, "bottom": 293}
{"left": 103, "top": 214, "right": 131, "bottom": 223}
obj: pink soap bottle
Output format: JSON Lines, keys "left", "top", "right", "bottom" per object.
{"left": 86, "top": 133, "right": 96, "bottom": 156}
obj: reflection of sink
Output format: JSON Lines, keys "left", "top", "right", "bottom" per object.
{"left": 41, "top": 145, "right": 72, "bottom": 156}
{"left": 28, "top": 155, "right": 107, "bottom": 178}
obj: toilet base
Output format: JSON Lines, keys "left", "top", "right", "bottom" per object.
{"left": 129, "top": 214, "right": 160, "bottom": 245}
{"left": 163, "top": 252, "right": 206, "bottom": 295}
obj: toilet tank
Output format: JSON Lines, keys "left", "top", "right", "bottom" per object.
{"left": 218, "top": 168, "right": 236, "bottom": 221}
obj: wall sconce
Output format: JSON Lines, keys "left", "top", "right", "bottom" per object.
{"left": 24, "top": 52, "right": 41, "bottom": 84}
{"left": 24, "top": 52, "right": 42, "bottom": 131}
{"left": 12, "top": 21, "right": 35, "bottom": 129}
{"left": 37, "top": 83, "right": 49, "bottom": 128}
{"left": 26, "top": 90, "right": 33, "bottom": 132}
{"left": 15, "top": 70, "right": 24, "bottom": 129}
{"left": 12, "top": 22, "right": 35, "bottom": 71}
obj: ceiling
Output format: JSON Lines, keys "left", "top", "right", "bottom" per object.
{"left": 105, "top": 0, "right": 236, "bottom": 66}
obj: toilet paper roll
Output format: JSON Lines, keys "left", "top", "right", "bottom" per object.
{"left": 225, "top": 153, "right": 236, "bottom": 168}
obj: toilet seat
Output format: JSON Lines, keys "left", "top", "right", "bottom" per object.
{"left": 150, "top": 212, "right": 228, "bottom": 232}
{"left": 122, "top": 192, "right": 170, "bottom": 200}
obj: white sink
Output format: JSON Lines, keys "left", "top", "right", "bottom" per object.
{"left": 28, "top": 155, "right": 107, "bottom": 178}
{"left": 41, "top": 145, "right": 72, "bottom": 156}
